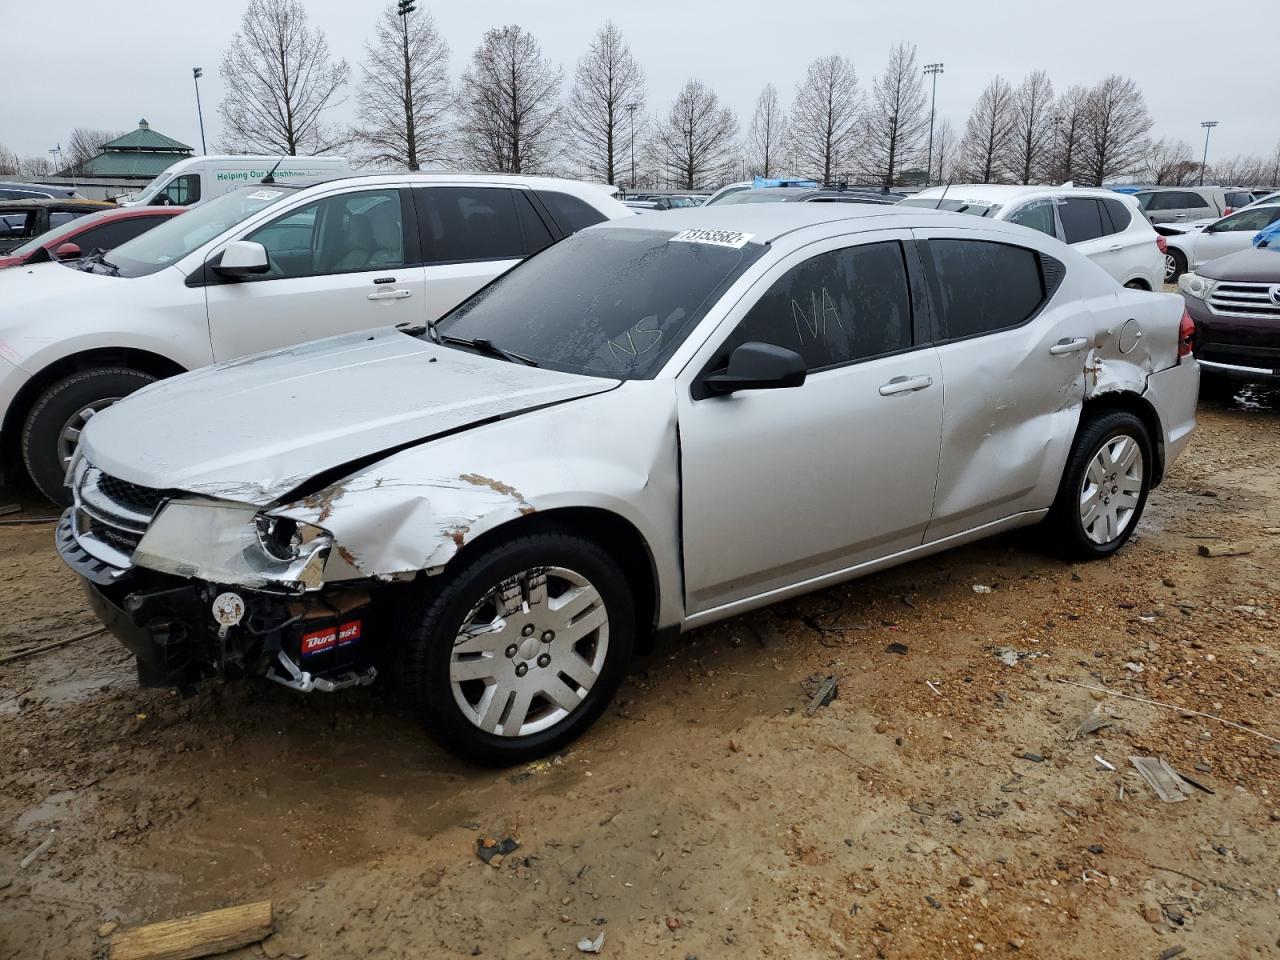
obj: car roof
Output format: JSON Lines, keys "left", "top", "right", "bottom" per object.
{"left": 911, "top": 184, "right": 1121, "bottom": 202}
{"left": 592, "top": 202, "right": 1008, "bottom": 244}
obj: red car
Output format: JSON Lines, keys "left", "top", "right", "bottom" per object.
{"left": 0, "top": 206, "right": 184, "bottom": 269}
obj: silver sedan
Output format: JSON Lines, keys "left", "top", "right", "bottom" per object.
{"left": 59, "top": 205, "right": 1200, "bottom": 764}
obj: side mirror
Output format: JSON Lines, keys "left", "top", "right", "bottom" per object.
{"left": 53, "top": 242, "right": 82, "bottom": 259}
{"left": 703, "top": 342, "right": 807, "bottom": 394}
{"left": 214, "top": 240, "right": 270, "bottom": 279}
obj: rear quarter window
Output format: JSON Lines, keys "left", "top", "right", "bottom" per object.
{"left": 924, "top": 239, "right": 1049, "bottom": 341}
{"left": 535, "top": 190, "right": 607, "bottom": 234}
{"left": 1101, "top": 198, "right": 1132, "bottom": 233}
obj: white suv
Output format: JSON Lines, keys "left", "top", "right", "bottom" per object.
{"left": 0, "top": 174, "right": 629, "bottom": 503}
{"left": 901, "top": 186, "right": 1163, "bottom": 290}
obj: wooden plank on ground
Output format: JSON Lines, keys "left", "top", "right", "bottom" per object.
{"left": 110, "top": 901, "right": 273, "bottom": 960}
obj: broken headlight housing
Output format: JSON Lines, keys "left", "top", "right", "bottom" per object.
{"left": 132, "top": 499, "right": 334, "bottom": 592}
{"left": 1177, "top": 272, "right": 1216, "bottom": 300}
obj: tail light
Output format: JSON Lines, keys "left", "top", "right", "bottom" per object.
{"left": 1156, "top": 236, "right": 1168, "bottom": 255}
{"left": 1223, "top": 208, "right": 1234, "bottom": 216}
{"left": 1178, "top": 308, "right": 1194, "bottom": 360}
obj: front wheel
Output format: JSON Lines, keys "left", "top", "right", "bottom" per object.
{"left": 1164, "top": 248, "right": 1187, "bottom": 284}
{"left": 1047, "top": 411, "right": 1152, "bottom": 560}
{"left": 398, "top": 531, "right": 635, "bottom": 765}
{"left": 21, "top": 367, "right": 157, "bottom": 506}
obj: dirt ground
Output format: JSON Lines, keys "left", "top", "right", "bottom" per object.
{"left": 2, "top": 387, "right": 1278, "bottom": 960}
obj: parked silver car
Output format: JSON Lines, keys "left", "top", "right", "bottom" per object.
{"left": 1133, "top": 186, "right": 1254, "bottom": 224}
{"left": 58, "top": 205, "right": 1199, "bottom": 763}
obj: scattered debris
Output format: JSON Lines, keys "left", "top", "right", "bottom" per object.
{"left": 1129, "top": 757, "right": 1189, "bottom": 803}
{"left": 925, "top": 680, "right": 942, "bottom": 696}
{"left": 1094, "top": 756, "right": 1116, "bottom": 772}
{"left": 1021, "top": 752, "right": 1045, "bottom": 763}
{"left": 1173, "top": 769, "right": 1215, "bottom": 796}
{"left": 577, "top": 931, "right": 606, "bottom": 954}
{"left": 1157, "top": 947, "right": 1187, "bottom": 960}
{"left": 804, "top": 676, "right": 839, "bottom": 716}
{"left": 108, "top": 900, "right": 273, "bottom": 960}
{"left": 993, "top": 647, "right": 1041, "bottom": 667}
{"left": 1124, "top": 661, "right": 1145, "bottom": 674}
{"left": 476, "top": 837, "right": 520, "bottom": 865}
{"left": 885, "top": 642, "right": 909, "bottom": 656}
{"left": 972, "top": 584, "right": 994, "bottom": 594}
{"left": 1197, "top": 540, "right": 1254, "bottom": 558}
{"left": 0, "top": 627, "right": 108, "bottom": 667}
{"left": 19, "top": 831, "right": 54, "bottom": 869}
{"left": 1056, "top": 679, "right": 1280, "bottom": 744}
{"left": 1069, "top": 706, "right": 1115, "bottom": 741}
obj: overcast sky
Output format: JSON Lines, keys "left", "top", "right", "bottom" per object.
{"left": 3, "top": 0, "right": 1274, "bottom": 166}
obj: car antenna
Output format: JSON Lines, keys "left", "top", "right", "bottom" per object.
{"left": 261, "top": 154, "right": 287, "bottom": 185}
{"left": 936, "top": 181, "right": 952, "bottom": 209}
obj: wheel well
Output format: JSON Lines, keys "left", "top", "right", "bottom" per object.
{"left": 1, "top": 348, "right": 186, "bottom": 478}
{"left": 442, "top": 507, "right": 662, "bottom": 654}
{"left": 1081, "top": 391, "right": 1165, "bottom": 485}
{"left": 1124, "top": 278, "right": 1151, "bottom": 291}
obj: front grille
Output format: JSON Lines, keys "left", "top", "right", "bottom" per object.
{"left": 1207, "top": 282, "right": 1280, "bottom": 320}
{"left": 97, "top": 473, "right": 166, "bottom": 516}
{"left": 71, "top": 462, "right": 168, "bottom": 565}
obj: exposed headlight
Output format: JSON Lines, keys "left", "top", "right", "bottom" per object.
{"left": 1178, "top": 272, "right": 1216, "bottom": 300}
{"left": 254, "top": 514, "right": 327, "bottom": 562}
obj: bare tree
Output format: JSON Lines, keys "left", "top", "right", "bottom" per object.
{"left": 457, "top": 25, "right": 562, "bottom": 174}
{"left": 18, "top": 156, "right": 51, "bottom": 178}
{"left": 789, "top": 55, "right": 861, "bottom": 184}
{"left": 1078, "top": 75, "right": 1151, "bottom": 187}
{"left": 646, "top": 79, "right": 738, "bottom": 189}
{"left": 65, "top": 128, "right": 126, "bottom": 173}
{"left": 931, "top": 118, "right": 958, "bottom": 184}
{"left": 1141, "top": 138, "right": 1198, "bottom": 186}
{"left": 218, "top": 0, "right": 350, "bottom": 155}
{"left": 857, "top": 42, "right": 928, "bottom": 188}
{"left": 1266, "top": 142, "right": 1280, "bottom": 187}
{"left": 1047, "top": 84, "right": 1089, "bottom": 183}
{"left": 565, "top": 22, "right": 645, "bottom": 186}
{"left": 958, "top": 77, "right": 1015, "bottom": 182}
{"left": 1210, "top": 153, "right": 1267, "bottom": 186}
{"left": 355, "top": 3, "right": 450, "bottom": 170}
{"left": 1002, "top": 71, "right": 1055, "bottom": 184}
{"left": 0, "top": 144, "right": 19, "bottom": 176}
{"left": 746, "top": 84, "right": 787, "bottom": 178}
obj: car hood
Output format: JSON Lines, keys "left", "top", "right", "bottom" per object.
{"left": 1199, "top": 247, "right": 1280, "bottom": 282}
{"left": 80, "top": 328, "right": 620, "bottom": 505}
{"left": 0, "top": 258, "right": 115, "bottom": 308}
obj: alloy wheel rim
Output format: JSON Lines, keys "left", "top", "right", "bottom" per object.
{"left": 449, "top": 565, "right": 609, "bottom": 737}
{"left": 1079, "top": 434, "right": 1144, "bottom": 546}
{"left": 1163, "top": 254, "right": 1177, "bottom": 281}
{"left": 57, "top": 397, "right": 121, "bottom": 469}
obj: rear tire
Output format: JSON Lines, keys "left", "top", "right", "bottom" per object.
{"left": 397, "top": 531, "right": 635, "bottom": 766}
{"left": 1047, "top": 411, "right": 1152, "bottom": 561}
{"left": 21, "top": 367, "right": 157, "bottom": 506}
{"left": 1164, "top": 248, "right": 1187, "bottom": 284}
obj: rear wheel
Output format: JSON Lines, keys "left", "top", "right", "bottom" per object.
{"left": 21, "top": 367, "right": 156, "bottom": 506}
{"left": 1047, "top": 411, "right": 1152, "bottom": 560}
{"left": 1164, "top": 248, "right": 1187, "bottom": 283}
{"left": 398, "top": 531, "right": 635, "bottom": 765}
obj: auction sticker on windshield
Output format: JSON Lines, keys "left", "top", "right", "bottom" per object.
{"left": 670, "top": 229, "right": 755, "bottom": 248}
{"left": 247, "top": 190, "right": 284, "bottom": 201}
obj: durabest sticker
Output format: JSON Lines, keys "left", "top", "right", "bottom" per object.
{"left": 669, "top": 228, "right": 755, "bottom": 249}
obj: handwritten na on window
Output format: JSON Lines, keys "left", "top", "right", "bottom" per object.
{"left": 792, "top": 288, "right": 844, "bottom": 343}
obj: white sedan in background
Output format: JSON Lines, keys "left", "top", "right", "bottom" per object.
{"left": 1160, "top": 202, "right": 1280, "bottom": 281}
{"left": 900, "top": 185, "right": 1164, "bottom": 290}
{"left": 60, "top": 204, "right": 1198, "bottom": 764}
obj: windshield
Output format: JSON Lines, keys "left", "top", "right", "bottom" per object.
{"left": 7, "top": 211, "right": 103, "bottom": 257}
{"left": 431, "top": 228, "right": 768, "bottom": 380}
{"left": 898, "top": 197, "right": 1004, "bottom": 217}
{"left": 107, "top": 186, "right": 297, "bottom": 277}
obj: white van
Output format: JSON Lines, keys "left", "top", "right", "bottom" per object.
{"left": 120, "top": 155, "right": 351, "bottom": 208}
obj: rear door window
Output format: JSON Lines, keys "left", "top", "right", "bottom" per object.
{"left": 415, "top": 186, "right": 530, "bottom": 264}
{"left": 924, "top": 239, "right": 1047, "bottom": 341}
{"left": 726, "top": 241, "right": 914, "bottom": 372}
{"left": 1179, "top": 192, "right": 1210, "bottom": 210}
{"left": 1058, "top": 198, "right": 1106, "bottom": 243}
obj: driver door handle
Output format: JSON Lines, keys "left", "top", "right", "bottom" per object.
{"left": 1108, "top": 243, "right": 1123, "bottom": 252}
{"left": 368, "top": 288, "right": 412, "bottom": 301}
{"left": 878, "top": 375, "right": 933, "bottom": 396}
{"left": 1049, "top": 337, "right": 1089, "bottom": 356}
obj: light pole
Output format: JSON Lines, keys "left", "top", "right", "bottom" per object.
{"left": 923, "top": 62, "right": 944, "bottom": 186}
{"left": 192, "top": 67, "right": 207, "bottom": 154}
{"left": 1198, "top": 120, "right": 1218, "bottom": 186}
{"left": 398, "top": 1, "right": 418, "bottom": 170}
{"left": 48, "top": 144, "right": 67, "bottom": 186}
{"left": 626, "top": 102, "right": 638, "bottom": 190}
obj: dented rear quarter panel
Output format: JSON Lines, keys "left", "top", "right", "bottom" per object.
{"left": 277, "top": 381, "right": 685, "bottom": 629}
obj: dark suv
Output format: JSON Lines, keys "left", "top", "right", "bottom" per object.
{"left": 1179, "top": 247, "right": 1280, "bottom": 389}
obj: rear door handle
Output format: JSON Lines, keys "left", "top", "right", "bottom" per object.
{"left": 367, "top": 289, "right": 412, "bottom": 301}
{"left": 1049, "top": 337, "right": 1089, "bottom": 356}
{"left": 879, "top": 375, "right": 933, "bottom": 396}
{"left": 1108, "top": 243, "right": 1123, "bottom": 252}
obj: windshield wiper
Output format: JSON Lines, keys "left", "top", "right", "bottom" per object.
{"left": 81, "top": 248, "right": 120, "bottom": 275}
{"left": 437, "top": 334, "right": 538, "bottom": 367}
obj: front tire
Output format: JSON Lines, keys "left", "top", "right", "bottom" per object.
{"left": 1047, "top": 411, "right": 1152, "bottom": 561}
{"left": 398, "top": 531, "right": 635, "bottom": 765}
{"left": 21, "top": 367, "right": 157, "bottom": 506}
